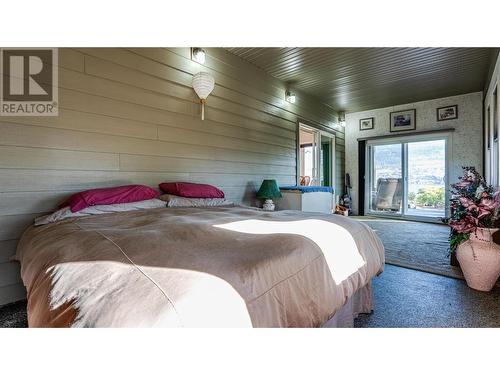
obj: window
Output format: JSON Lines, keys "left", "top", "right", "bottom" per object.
{"left": 298, "top": 123, "right": 335, "bottom": 187}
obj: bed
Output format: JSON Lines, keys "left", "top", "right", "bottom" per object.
{"left": 15, "top": 205, "right": 384, "bottom": 327}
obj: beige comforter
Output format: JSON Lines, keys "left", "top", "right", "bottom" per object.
{"left": 16, "top": 206, "right": 384, "bottom": 327}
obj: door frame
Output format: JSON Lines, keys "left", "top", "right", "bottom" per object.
{"left": 364, "top": 131, "right": 452, "bottom": 223}
{"left": 297, "top": 122, "right": 336, "bottom": 188}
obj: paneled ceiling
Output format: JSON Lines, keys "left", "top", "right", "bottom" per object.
{"left": 226, "top": 48, "right": 494, "bottom": 113}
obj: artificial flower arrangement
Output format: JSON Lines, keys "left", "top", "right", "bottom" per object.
{"left": 442, "top": 166, "right": 500, "bottom": 252}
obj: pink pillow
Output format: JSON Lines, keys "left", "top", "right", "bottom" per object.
{"left": 159, "top": 182, "right": 225, "bottom": 199}
{"left": 61, "top": 185, "right": 160, "bottom": 212}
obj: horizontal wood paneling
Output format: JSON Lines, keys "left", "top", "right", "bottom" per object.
{"left": 84, "top": 47, "right": 342, "bottom": 134}
{"left": 0, "top": 240, "right": 18, "bottom": 263}
{"left": 58, "top": 88, "right": 297, "bottom": 141}
{"left": 0, "top": 192, "right": 73, "bottom": 216}
{"left": 0, "top": 283, "right": 26, "bottom": 306}
{"left": 0, "top": 214, "right": 41, "bottom": 241}
{"left": 0, "top": 123, "right": 294, "bottom": 167}
{"left": 156, "top": 126, "right": 295, "bottom": 156}
{"left": 119, "top": 154, "right": 295, "bottom": 176}
{"left": 58, "top": 48, "right": 85, "bottom": 72}
{"left": 0, "top": 262, "right": 21, "bottom": 288}
{"left": 0, "top": 145, "right": 119, "bottom": 171}
{"left": 1, "top": 122, "right": 217, "bottom": 160}
{"left": 1, "top": 107, "right": 159, "bottom": 140}
{"left": 0, "top": 169, "right": 297, "bottom": 192}
{"left": 0, "top": 47, "right": 342, "bottom": 305}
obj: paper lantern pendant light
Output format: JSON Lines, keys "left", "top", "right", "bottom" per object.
{"left": 192, "top": 72, "right": 215, "bottom": 120}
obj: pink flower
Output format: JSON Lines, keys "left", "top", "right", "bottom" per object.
{"left": 449, "top": 215, "right": 479, "bottom": 234}
{"left": 477, "top": 207, "right": 492, "bottom": 219}
{"left": 459, "top": 197, "right": 474, "bottom": 207}
{"left": 447, "top": 167, "right": 498, "bottom": 239}
{"left": 480, "top": 198, "right": 496, "bottom": 210}
{"left": 477, "top": 198, "right": 497, "bottom": 219}
{"left": 453, "top": 178, "right": 473, "bottom": 190}
{"left": 459, "top": 197, "right": 477, "bottom": 212}
{"left": 454, "top": 181, "right": 471, "bottom": 188}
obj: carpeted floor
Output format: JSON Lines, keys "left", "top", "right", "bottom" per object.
{"left": 0, "top": 300, "right": 27, "bottom": 328}
{"left": 352, "top": 216, "right": 464, "bottom": 279}
{"left": 355, "top": 264, "right": 500, "bottom": 327}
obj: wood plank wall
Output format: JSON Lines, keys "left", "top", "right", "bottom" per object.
{"left": 0, "top": 48, "right": 344, "bottom": 305}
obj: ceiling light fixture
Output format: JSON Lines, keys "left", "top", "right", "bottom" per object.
{"left": 285, "top": 91, "right": 296, "bottom": 104}
{"left": 192, "top": 48, "right": 206, "bottom": 64}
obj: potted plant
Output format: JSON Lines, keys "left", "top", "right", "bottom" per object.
{"left": 443, "top": 166, "right": 500, "bottom": 291}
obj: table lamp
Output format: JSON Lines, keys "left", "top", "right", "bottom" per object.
{"left": 257, "top": 179, "right": 282, "bottom": 211}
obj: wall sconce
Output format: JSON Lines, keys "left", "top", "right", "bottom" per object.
{"left": 285, "top": 91, "right": 296, "bottom": 104}
{"left": 191, "top": 48, "right": 206, "bottom": 64}
{"left": 338, "top": 111, "right": 346, "bottom": 127}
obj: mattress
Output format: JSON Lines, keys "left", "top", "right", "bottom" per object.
{"left": 15, "top": 206, "right": 384, "bottom": 327}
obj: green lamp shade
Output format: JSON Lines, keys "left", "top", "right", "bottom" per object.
{"left": 256, "top": 179, "right": 282, "bottom": 199}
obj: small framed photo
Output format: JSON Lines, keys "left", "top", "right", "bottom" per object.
{"left": 390, "top": 109, "right": 416, "bottom": 132}
{"left": 437, "top": 105, "right": 458, "bottom": 121}
{"left": 359, "top": 117, "right": 374, "bottom": 131}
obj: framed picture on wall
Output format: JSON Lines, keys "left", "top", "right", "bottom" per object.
{"left": 359, "top": 117, "right": 374, "bottom": 131}
{"left": 437, "top": 105, "right": 458, "bottom": 121}
{"left": 390, "top": 109, "right": 416, "bottom": 132}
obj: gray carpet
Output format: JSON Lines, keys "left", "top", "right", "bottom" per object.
{"left": 0, "top": 300, "right": 27, "bottom": 328}
{"left": 355, "top": 264, "right": 500, "bottom": 327}
{"left": 352, "top": 216, "right": 464, "bottom": 279}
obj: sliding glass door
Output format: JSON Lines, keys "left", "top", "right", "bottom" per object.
{"left": 366, "top": 134, "right": 449, "bottom": 221}
{"left": 406, "top": 139, "right": 446, "bottom": 218}
{"left": 367, "top": 143, "right": 403, "bottom": 215}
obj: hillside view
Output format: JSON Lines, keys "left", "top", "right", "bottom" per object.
{"left": 373, "top": 140, "right": 446, "bottom": 214}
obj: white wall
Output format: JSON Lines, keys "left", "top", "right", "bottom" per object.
{"left": 345, "top": 92, "right": 483, "bottom": 215}
{"left": 484, "top": 52, "right": 500, "bottom": 185}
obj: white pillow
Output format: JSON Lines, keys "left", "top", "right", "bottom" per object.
{"left": 159, "top": 194, "right": 233, "bottom": 208}
{"left": 34, "top": 198, "right": 167, "bottom": 226}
